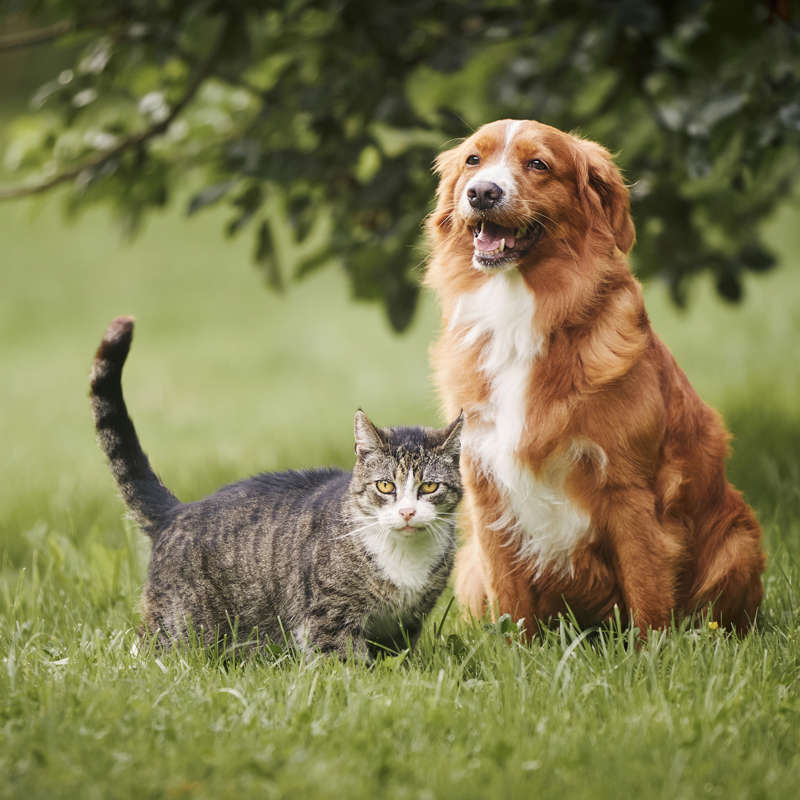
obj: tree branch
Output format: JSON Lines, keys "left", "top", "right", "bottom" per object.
{"left": 0, "top": 17, "right": 232, "bottom": 202}
{"left": 0, "top": 15, "right": 122, "bottom": 52}
{"left": 0, "top": 19, "right": 75, "bottom": 52}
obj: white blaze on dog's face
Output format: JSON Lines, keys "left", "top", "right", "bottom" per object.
{"left": 432, "top": 118, "right": 635, "bottom": 273}
{"left": 455, "top": 119, "right": 526, "bottom": 221}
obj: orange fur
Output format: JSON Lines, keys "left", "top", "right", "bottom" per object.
{"left": 426, "top": 119, "right": 765, "bottom": 636}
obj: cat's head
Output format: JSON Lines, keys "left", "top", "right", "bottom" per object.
{"left": 350, "top": 410, "right": 463, "bottom": 536}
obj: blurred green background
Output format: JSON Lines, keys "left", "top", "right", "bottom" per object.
{"left": 2, "top": 4, "right": 800, "bottom": 799}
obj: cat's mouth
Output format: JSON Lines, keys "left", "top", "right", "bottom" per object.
{"left": 396, "top": 523, "right": 425, "bottom": 534}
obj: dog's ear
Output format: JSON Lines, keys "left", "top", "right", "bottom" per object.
{"left": 428, "top": 144, "right": 463, "bottom": 233}
{"left": 576, "top": 139, "right": 635, "bottom": 254}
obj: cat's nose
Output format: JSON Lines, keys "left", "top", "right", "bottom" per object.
{"left": 399, "top": 507, "right": 416, "bottom": 522}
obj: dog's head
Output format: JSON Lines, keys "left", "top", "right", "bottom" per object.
{"left": 430, "top": 119, "right": 635, "bottom": 274}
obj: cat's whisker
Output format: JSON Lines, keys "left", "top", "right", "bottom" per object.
{"left": 425, "top": 520, "right": 451, "bottom": 548}
{"left": 434, "top": 526, "right": 454, "bottom": 546}
{"left": 334, "top": 519, "right": 382, "bottom": 540}
{"left": 337, "top": 523, "right": 375, "bottom": 537}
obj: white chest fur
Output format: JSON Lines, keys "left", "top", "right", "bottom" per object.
{"left": 360, "top": 526, "right": 443, "bottom": 599}
{"left": 451, "top": 271, "right": 593, "bottom": 575}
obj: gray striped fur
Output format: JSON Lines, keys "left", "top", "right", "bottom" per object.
{"left": 90, "top": 317, "right": 462, "bottom": 660}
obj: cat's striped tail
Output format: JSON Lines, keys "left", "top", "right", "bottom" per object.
{"left": 90, "top": 317, "right": 180, "bottom": 537}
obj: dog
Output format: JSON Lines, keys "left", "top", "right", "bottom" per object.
{"left": 425, "top": 119, "right": 765, "bottom": 635}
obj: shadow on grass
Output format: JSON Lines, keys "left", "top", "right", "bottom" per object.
{"left": 724, "top": 403, "right": 800, "bottom": 629}
{"left": 725, "top": 404, "right": 800, "bottom": 530}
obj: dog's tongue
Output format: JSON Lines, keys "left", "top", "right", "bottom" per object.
{"left": 475, "top": 221, "right": 515, "bottom": 252}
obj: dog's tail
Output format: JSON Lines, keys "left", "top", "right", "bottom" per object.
{"left": 89, "top": 317, "right": 180, "bottom": 537}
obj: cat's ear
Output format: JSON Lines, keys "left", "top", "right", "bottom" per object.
{"left": 437, "top": 411, "right": 464, "bottom": 460}
{"left": 354, "top": 409, "right": 384, "bottom": 457}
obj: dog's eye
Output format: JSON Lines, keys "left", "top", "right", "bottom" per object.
{"left": 466, "top": 154, "right": 480, "bottom": 166}
{"left": 526, "top": 159, "right": 548, "bottom": 171}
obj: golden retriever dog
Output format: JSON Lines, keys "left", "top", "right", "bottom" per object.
{"left": 425, "top": 119, "right": 765, "bottom": 635}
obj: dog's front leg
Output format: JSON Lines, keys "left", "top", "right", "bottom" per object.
{"left": 453, "top": 524, "right": 490, "bottom": 620}
{"left": 474, "top": 523, "right": 538, "bottom": 638}
{"left": 455, "top": 461, "right": 538, "bottom": 634}
{"left": 603, "top": 488, "right": 686, "bottom": 632}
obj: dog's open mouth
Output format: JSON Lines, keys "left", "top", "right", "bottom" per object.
{"left": 469, "top": 220, "right": 542, "bottom": 268}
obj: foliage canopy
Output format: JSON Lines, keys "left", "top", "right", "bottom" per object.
{"left": 2, "top": 0, "right": 799, "bottom": 329}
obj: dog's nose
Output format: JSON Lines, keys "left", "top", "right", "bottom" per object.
{"left": 399, "top": 507, "right": 416, "bottom": 522}
{"left": 467, "top": 181, "right": 503, "bottom": 210}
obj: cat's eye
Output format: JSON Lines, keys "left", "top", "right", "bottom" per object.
{"left": 375, "top": 480, "right": 396, "bottom": 494}
{"left": 419, "top": 482, "right": 440, "bottom": 495}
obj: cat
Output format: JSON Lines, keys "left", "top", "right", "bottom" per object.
{"left": 89, "top": 316, "right": 463, "bottom": 660}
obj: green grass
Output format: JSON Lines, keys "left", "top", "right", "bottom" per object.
{"left": 1, "top": 193, "right": 799, "bottom": 799}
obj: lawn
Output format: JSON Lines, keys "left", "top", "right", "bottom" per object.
{"left": 1, "top": 193, "right": 799, "bottom": 799}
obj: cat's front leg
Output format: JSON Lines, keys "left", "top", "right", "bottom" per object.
{"left": 327, "top": 628, "right": 372, "bottom": 663}
{"left": 300, "top": 614, "right": 372, "bottom": 663}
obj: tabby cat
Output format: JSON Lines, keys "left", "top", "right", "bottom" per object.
{"left": 90, "top": 317, "right": 463, "bottom": 660}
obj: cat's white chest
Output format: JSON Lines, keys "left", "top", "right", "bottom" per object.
{"left": 452, "top": 271, "right": 593, "bottom": 575}
{"left": 360, "top": 525, "right": 443, "bottom": 600}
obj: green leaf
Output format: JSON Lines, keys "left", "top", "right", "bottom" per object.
{"left": 226, "top": 185, "right": 264, "bottom": 237}
{"left": 496, "top": 613, "right": 517, "bottom": 636}
{"left": 738, "top": 243, "right": 776, "bottom": 273}
{"left": 716, "top": 264, "right": 743, "bottom": 303}
{"left": 294, "top": 248, "right": 333, "bottom": 281}
{"left": 779, "top": 102, "right": 800, "bottom": 132}
{"left": 385, "top": 275, "right": 420, "bottom": 333}
{"left": 254, "top": 220, "right": 283, "bottom": 292}
{"left": 687, "top": 92, "right": 747, "bottom": 137}
{"left": 187, "top": 181, "right": 237, "bottom": 216}
{"left": 445, "top": 633, "right": 468, "bottom": 659}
